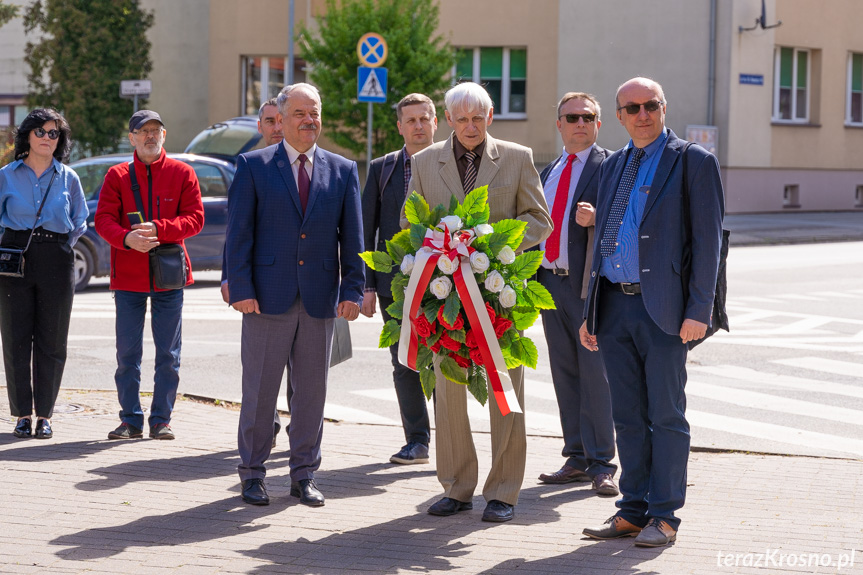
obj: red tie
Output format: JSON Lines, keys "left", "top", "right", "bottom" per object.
{"left": 545, "top": 154, "right": 576, "bottom": 263}
{"left": 297, "top": 153, "right": 310, "bottom": 214}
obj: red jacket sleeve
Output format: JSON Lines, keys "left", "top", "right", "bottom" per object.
{"left": 154, "top": 164, "right": 204, "bottom": 242}
{"left": 94, "top": 165, "right": 132, "bottom": 250}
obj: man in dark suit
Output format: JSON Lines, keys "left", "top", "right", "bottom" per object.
{"left": 360, "top": 93, "right": 437, "bottom": 465}
{"left": 580, "top": 77, "right": 724, "bottom": 546}
{"left": 536, "top": 92, "right": 617, "bottom": 497}
{"left": 226, "top": 83, "right": 364, "bottom": 507}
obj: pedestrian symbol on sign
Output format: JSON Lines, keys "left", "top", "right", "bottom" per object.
{"left": 357, "top": 67, "right": 388, "bottom": 103}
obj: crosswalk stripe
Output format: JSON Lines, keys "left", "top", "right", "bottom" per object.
{"left": 772, "top": 293, "right": 825, "bottom": 301}
{"left": 688, "top": 380, "right": 863, "bottom": 426}
{"left": 728, "top": 310, "right": 781, "bottom": 325}
{"left": 814, "top": 291, "right": 861, "bottom": 298}
{"left": 688, "top": 365, "right": 863, "bottom": 400}
{"left": 688, "top": 410, "right": 863, "bottom": 457}
{"left": 729, "top": 296, "right": 783, "bottom": 304}
{"left": 772, "top": 357, "right": 863, "bottom": 378}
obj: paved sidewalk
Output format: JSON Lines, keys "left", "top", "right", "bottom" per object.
{"left": 1, "top": 389, "right": 861, "bottom": 575}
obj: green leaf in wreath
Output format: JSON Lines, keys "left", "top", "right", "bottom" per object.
{"left": 426, "top": 327, "right": 443, "bottom": 346}
{"left": 512, "top": 307, "right": 540, "bottom": 330}
{"left": 429, "top": 204, "right": 449, "bottom": 228}
{"left": 453, "top": 199, "right": 467, "bottom": 220}
{"left": 404, "top": 192, "right": 430, "bottom": 225}
{"left": 500, "top": 347, "right": 523, "bottom": 369}
{"left": 359, "top": 251, "right": 394, "bottom": 273}
{"left": 423, "top": 299, "right": 444, "bottom": 323}
{"left": 510, "top": 335, "right": 539, "bottom": 369}
{"left": 448, "top": 328, "right": 466, "bottom": 344}
{"left": 524, "top": 280, "right": 556, "bottom": 309}
{"left": 510, "top": 251, "right": 544, "bottom": 280}
{"left": 492, "top": 219, "right": 528, "bottom": 249}
{"left": 462, "top": 185, "right": 489, "bottom": 216}
{"left": 390, "top": 229, "right": 413, "bottom": 253}
{"left": 419, "top": 366, "right": 436, "bottom": 399}
{"left": 440, "top": 354, "right": 468, "bottom": 384}
{"left": 415, "top": 345, "right": 434, "bottom": 370}
{"left": 379, "top": 319, "right": 401, "bottom": 348}
{"left": 486, "top": 232, "right": 509, "bottom": 256}
{"left": 385, "top": 299, "right": 404, "bottom": 320}
{"left": 390, "top": 273, "right": 409, "bottom": 300}
{"left": 448, "top": 195, "right": 460, "bottom": 213}
{"left": 385, "top": 240, "right": 406, "bottom": 265}
{"left": 467, "top": 365, "right": 488, "bottom": 406}
{"left": 442, "top": 292, "right": 461, "bottom": 327}
{"left": 409, "top": 223, "right": 427, "bottom": 250}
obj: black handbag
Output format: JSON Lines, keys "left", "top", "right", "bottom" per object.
{"left": 128, "top": 161, "right": 188, "bottom": 289}
{"left": 0, "top": 171, "right": 57, "bottom": 278}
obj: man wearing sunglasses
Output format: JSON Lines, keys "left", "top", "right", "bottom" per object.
{"left": 535, "top": 93, "right": 618, "bottom": 498}
{"left": 580, "top": 78, "right": 724, "bottom": 547}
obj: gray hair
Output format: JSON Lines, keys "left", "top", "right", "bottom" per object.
{"left": 258, "top": 97, "right": 279, "bottom": 121}
{"left": 444, "top": 82, "right": 492, "bottom": 116}
{"left": 276, "top": 83, "right": 321, "bottom": 114}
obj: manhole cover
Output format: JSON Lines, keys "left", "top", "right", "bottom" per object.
{"left": 52, "top": 403, "right": 85, "bottom": 414}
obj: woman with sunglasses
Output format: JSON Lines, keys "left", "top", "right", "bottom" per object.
{"left": 0, "top": 108, "right": 88, "bottom": 439}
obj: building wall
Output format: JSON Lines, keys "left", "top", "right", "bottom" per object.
{"left": 0, "top": 0, "right": 29, "bottom": 97}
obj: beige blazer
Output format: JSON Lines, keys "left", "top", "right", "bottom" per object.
{"left": 403, "top": 133, "right": 552, "bottom": 249}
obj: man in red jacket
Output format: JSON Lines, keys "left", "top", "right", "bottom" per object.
{"left": 95, "top": 110, "right": 204, "bottom": 441}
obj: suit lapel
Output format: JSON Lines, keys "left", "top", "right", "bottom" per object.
{"left": 476, "top": 135, "right": 500, "bottom": 190}
{"left": 307, "top": 147, "right": 330, "bottom": 222}
{"left": 641, "top": 130, "right": 683, "bottom": 222}
{"left": 572, "top": 145, "right": 603, "bottom": 204}
{"left": 274, "top": 144, "right": 303, "bottom": 215}
{"left": 438, "top": 135, "right": 465, "bottom": 201}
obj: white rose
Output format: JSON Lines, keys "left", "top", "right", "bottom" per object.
{"left": 485, "top": 270, "right": 505, "bottom": 293}
{"left": 400, "top": 254, "right": 415, "bottom": 275}
{"left": 429, "top": 276, "right": 453, "bottom": 299}
{"left": 470, "top": 251, "right": 490, "bottom": 273}
{"left": 439, "top": 215, "right": 463, "bottom": 231}
{"left": 499, "top": 285, "right": 517, "bottom": 308}
{"left": 497, "top": 245, "right": 516, "bottom": 264}
{"left": 475, "top": 223, "right": 494, "bottom": 236}
{"left": 437, "top": 255, "right": 457, "bottom": 275}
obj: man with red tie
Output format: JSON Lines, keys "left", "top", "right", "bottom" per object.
{"left": 536, "top": 92, "right": 618, "bottom": 497}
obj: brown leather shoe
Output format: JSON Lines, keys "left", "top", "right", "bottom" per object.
{"left": 583, "top": 515, "right": 643, "bottom": 539}
{"left": 634, "top": 518, "right": 677, "bottom": 547}
{"left": 592, "top": 472, "right": 619, "bottom": 496}
{"left": 538, "top": 464, "right": 590, "bottom": 484}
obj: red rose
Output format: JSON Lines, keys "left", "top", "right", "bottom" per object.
{"left": 493, "top": 317, "right": 513, "bottom": 339}
{"left": 465, "top": 329, "right": 478, "bottom": 348}
{"left": 449, "top": 352, "right": 470, "bottom": 368}
{"left": 430, "top": 341, "right": 442, "bottom": 354}
{"left": 438, "top": 332, "right": 462, "bottom": 352}
{"left": 436, "top": 306, "right": 465, "bottom": 330}
{"left": 413, "top": 314, "right": 435, "bottom": 338}
{"left": 485, "top": 302, "right": 496, "bottom": 323}
{"left": 469, "top": 347, "right": 484, "bottom": 365}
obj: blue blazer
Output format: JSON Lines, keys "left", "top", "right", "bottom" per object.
{"left": 361, "top": 149, "right": 405, "bottom": 299}
{"left": 225, "top": 143, "right": 365, "bottom": 318}
{"left": 585, "top": 129, "right": 724, "bottom": 336}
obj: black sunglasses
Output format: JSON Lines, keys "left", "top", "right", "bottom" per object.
{"left": 33, "top": 127, "right": 61, "bottom": 140}
{"left": 559, "top": 113, "right": 597, "bottom": 124}
{"left": 617, "top": 100, "right": 663, "bottom": 115}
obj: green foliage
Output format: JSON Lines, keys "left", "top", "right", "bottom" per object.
{"left": 404, "top": 192, "right": 430, "bottom": 225}
{"left": 379, "top": 319, "right": 401, "bottom": 347}
{"left": 511, "top": 307, "right": 540, "bottom": 330}
{"left": 423, "top": 299, "right": 443, "bottom": 322}
{"left": 510, "top": 251, "right": 544, "bottom": 280}
{"left": 523, "top": 280, "right": 556, "bottom": 309}
{"left": 419, "top": 366, "right": 436, "bottom": 398}
{"left": 298, "top": 0, "right": 454, "bottom": 157}
{"left": 385, "top": 299, "right": 403, "bottom": 320}
{"left": 390, "top": 229, "right": 413, "bottom": 253}
{"left": 385, "top": 240, "right": 406, "bottom": 265}
{"left": 467, "top": 365, "right": 488, "bottom": 406}
{"left": 0, "top": 1, "right": 18, "bottom": 28}
{"left": 359, "top": 250, "right": 394, "bottom": 272}
{"left": 485, "top": 232, "right": 509, "bottom": 256}
{"left": 492, "top": 219, "right": 528, "bottom": 248}
{"left": 409, "top": 223, "right": 427, "bottom": 250}
{"left": 442, "top": 291, "right": 461, "bottom": 326}
{"left": 428, "top": 203, "right": 449, "bottom": 227}
{"left": 462, "top": 186, "right": 488, "bottom": 217}
{"left": 509, "top": 336, "right": 539, "bottom": 369}
{"left": 390, "top": 272, "right": 409, "bottom": 299}
{"left": 24, "top": 0, "right": 154, "bottom": 155}
{"left": 439, "top": 355, "right": 468, "bottom": 385}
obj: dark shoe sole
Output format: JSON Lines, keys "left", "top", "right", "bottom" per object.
{"left": 149, "top": 433, "right": 175, "bottom": 440}
{"left": 13, "top": 431, "right": 32, "bottom": 439}
{"left": 108, "top": 433, "right": 143, "bottom": 439}
{"left": 481, "top": 513, "right": 514, "bottom": 523}
{"left": 583, "top": 529, "right": 640, "bottom": 540}
{"left": 242, "top": 495, "right": 270, "bottom": 506}
{"left": 538, "top": 476, "right": 590, "bottom": 484}
{"left": 634, "top": 534, "right": 676, "bottom": 547}
{"left": 428, "top": 502, "right": 472, "bottom": 516}
{"left": 34, "top": 432, "right": 53, "bottom": 439}
{"left": 290, "top": 488, "right": 325, "bottom": 507}
{"left": 595, "top": 487, "right": 620, "bottom": 497}
{"left": 390, "top": 456, "right": 430, "bottom": 464}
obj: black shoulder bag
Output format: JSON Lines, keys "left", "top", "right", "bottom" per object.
{"left": 680, "top": 143, "right": 730, "bottom": 349}
{"left": 128, "top": 161, "right": 188, "bottom": 290}
{"left": 0, "top": 170, "right": 57, "bottom": 278}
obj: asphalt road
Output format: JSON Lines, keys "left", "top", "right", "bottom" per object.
{"left": 12, "top": 241, "right": 863, "bottom": 459}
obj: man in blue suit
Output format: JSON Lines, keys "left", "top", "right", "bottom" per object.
{"left": 536, "top": 92, "right": 617, "bottom": 497}
{"left": 226, "top": 83, "right": 364, "bottom": 507}
{"left": 580, "top": 77, "right": 724, "bottom": 547}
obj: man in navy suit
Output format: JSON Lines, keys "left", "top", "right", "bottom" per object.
{"left": 360, "top": 93, "right": 437, "bottom": 465}
{"left": 226, "top": 83, "right": 364, "bottom": 507}
{"left": 536, "top": 92, "right": 617, "bottom": 497}
{"left": 580, "top": 78, "right": 724, "bottom": 547}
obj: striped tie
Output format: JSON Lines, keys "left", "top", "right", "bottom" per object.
{"left": 600, "top": 147, "right": 645, "bottom": 257}
{"left": 463, "top": 150, "right": 478, "bottom": 192}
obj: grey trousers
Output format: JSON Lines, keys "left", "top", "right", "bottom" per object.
{"left": 237, "top": 298, "right": 333, "bottom": 482}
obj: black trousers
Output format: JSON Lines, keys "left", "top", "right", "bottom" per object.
{"left": 0, "top": 233, "right": 75, "bottom": 418}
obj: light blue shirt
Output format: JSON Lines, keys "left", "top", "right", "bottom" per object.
{"left": 0, "top": 158, "right": 88, "bottom": 246}
{"left": 600, "top": 129, "right": 668, "bottom": 283}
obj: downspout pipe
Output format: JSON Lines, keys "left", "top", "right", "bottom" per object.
{"left": 707, "top": 0, "right": 717, "bottom": 125}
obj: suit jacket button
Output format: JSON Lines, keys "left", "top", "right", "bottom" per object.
{"left": 299, "top": 260, "right": 304, "bottom": 266}
{"left": 301, "top": 233, "right": 306, "bottom": 239}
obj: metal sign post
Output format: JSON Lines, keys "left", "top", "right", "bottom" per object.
{"left": 356, "top": 33, "right": 388, "bottom": 175}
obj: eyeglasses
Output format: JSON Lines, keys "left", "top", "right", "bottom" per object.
{"left": 33, "top": 127, "right": 60, "bottom": 140}
{"left": 133, "top": 128, "right": 163, "bottom": 137}
{"left": 617, "top": 100, "right": 664, "bottom": 115}
{"left": 559, "top": 113, "right": 597, "bottom": 124}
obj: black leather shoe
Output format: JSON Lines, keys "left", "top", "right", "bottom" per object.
{"left": 241, "top": 478, "right": 270, "bottom": 505}
{"left": 482, "top": 500, "right": 514, "bottom": 523}
{"left": 35, "top": 419, "right": 53, "bottom": 439}
{"left": 427, "top": 497, "right": 473, "bottom": 516}
{"left": 290, "top": 479, "right": 325, "bottom": 507}
{"left": 14, "top": 418, "right": 32, "bottom": 438}
{"left": 272, "top": 422, "right": 280, "bottom": 449}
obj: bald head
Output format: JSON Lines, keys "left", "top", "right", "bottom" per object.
{"left": 615, "top": 77, "right": 667, "bottom": 148}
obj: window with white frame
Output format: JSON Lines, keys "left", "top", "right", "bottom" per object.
{"left": 773, "top": 47, "right": 809, "bottom": 122}
{"left": 847, "top": 53, "right": 863, "bottom": 125}
{"left": 454, "top": 47, "right": 527, "bottom": 118}
{"left": 240, "top": 56, "right": 289, "bottom": 116}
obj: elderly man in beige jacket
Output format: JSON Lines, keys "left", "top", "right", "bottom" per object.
{"left": 402, "top": 81, "right": 552, "bottom": 523}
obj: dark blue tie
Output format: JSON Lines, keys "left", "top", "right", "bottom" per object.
{"left": 600, "top": 147, "right": 645, "bottom": 257}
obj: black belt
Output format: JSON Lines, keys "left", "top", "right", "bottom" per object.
{"left": 3, "top": 227, "right": 69, "bottom": 244}
{"left": 601, "top": 277, "right": 641, "bottom": 295}
{"left": 541, "top": 267, "right": 569, "bottom": 276}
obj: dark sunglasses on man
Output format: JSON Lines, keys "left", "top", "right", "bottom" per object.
{"left": 559, "top": 113, "right": 597, "bottom": 124}
{"left": 617, "top": 100, "right": 663, "bottom": 115}
{"left": 33, "top": 127, "right": 61, "bottom": 140}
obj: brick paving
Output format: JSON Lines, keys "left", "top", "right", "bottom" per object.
{"left": 1, "top": 389, "right": 862, "bottom": 575}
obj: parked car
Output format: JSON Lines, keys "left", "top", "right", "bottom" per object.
{"left": 68, "top": 153, "right": 236, "bottom": 291}
{"left": 184, "top": 116, "right": 264, "bottom": 165}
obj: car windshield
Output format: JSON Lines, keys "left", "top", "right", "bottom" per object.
{"left": 185, "top": 121, "right": 260, "bottom": 156}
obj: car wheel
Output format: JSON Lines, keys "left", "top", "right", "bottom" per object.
{"left": 73, "top": 243, "right": 94, "bottom": 292}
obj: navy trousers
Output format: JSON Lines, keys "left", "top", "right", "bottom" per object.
{"left": 596, "top": 287, "right": 689, "bottom": 530}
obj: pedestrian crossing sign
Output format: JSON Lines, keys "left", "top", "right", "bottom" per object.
{"left": 358, "top": 67, "right": 387, "bottom": 103}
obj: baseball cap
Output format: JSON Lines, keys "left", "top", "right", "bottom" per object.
{"left": 129, "top": 110, "right": 164, "bottom": 133}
